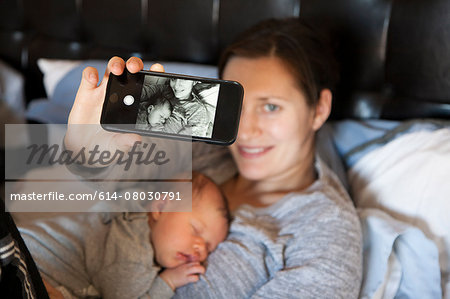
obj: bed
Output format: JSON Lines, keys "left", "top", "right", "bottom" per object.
{"left": 1, "top": 0, "right": 450, "bottom": 298}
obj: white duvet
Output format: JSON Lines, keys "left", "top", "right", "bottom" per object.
{"left": 349, "top": 128, "right": 450, "bottom": 298}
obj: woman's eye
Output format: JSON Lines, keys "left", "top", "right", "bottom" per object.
{"left": 263, "top": 103, "right": 279, "bottom": 112}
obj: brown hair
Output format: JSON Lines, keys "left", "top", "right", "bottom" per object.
{"left": 218, "top": 18, "right": 339, "bottom": 107}
{"left": 192, "top": 171, "right": 232, "bottom": 225}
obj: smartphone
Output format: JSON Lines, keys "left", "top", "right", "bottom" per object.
{"left": 101, "top": 70, "right": 243, "bottom": 145}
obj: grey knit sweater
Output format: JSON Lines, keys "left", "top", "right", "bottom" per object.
{"left": 176, "top": 157, "right": 363, "bottom": 298}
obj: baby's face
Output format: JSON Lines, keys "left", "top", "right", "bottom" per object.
{"left": 147, "top": 101, "right": 171, "bottom": 126}
{"left": 150, "top": 182, "right": 228, "bottom": 268}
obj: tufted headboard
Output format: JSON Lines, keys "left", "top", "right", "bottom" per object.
{"left": 1, "top": 0, "right": 449, "bottom": 120}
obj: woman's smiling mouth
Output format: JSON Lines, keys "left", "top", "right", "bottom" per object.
{"left": 238, "top": 146, "right": 273, "bottom": 158}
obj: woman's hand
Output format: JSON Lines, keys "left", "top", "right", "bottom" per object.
{"left": 64, "top": 57, "right": 164, "bottom": 166}
{"left": 159, "top": 262, "right": 206, "bottom": 290}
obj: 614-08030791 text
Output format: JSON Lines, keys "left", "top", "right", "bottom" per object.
{"left": 98, "top": 191, "right": 182, "bottom": 201}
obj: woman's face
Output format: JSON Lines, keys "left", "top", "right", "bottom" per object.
{"left": 222, "top": 56, "right": 318, "bottom": 181}
{"left": 170, "top": 78, "right": 195, "bottom": 100}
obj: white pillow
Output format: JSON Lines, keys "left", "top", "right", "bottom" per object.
{"left": 30, "top": 59, "right": 218, "bottom": 123}
{"left": 0, "top": 59, "right": 26, "bottom": 117}
{"left": 349, "top": 128, "right": 450, "bottom": 296}
{"left": 37, "top": 58, "right": 82, "bottom": 98}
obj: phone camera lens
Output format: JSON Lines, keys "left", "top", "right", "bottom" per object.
{"left": 123, "top": 95, "right": 134, "bottom": 106}
{"left": 110, "top": 93, "right": 118, "bottom": 103}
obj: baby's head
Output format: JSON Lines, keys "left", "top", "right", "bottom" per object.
{"left": 149, "top": 172, "right": 231, "bottom": 268}
{"left": 147, "top": 98, "right": 172, "bottom": 127}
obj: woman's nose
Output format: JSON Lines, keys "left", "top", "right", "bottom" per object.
{"left": 237, "top": 105, "right": 260, "bottom": 141}
{"left": 173, "top": 79, "right": 183, "bottom": 89}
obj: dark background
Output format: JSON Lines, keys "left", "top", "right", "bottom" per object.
{"left": 1, "top": 0, "right": 449, "bottom": 119}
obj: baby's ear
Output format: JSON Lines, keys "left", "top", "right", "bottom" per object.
{"left": 149, "top": 211, "right": 161, "bottom": 222}
{"left": 147, "top": 105, "right": 154, "bottom": 113}
{"left": 149, "top": 200, "right": 167, "bottom": 221}
{"left": 149, "top": 211, "right": 158, "bottom": 222}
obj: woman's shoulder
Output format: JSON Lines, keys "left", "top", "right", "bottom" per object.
{"left": 310, "top": 156, "right": 356, "bottom": 211}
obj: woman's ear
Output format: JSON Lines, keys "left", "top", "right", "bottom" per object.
{"left": 312, "top": 89, "right": 332, "bottom": 131}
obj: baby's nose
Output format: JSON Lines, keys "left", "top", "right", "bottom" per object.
{"left": 194, "top": 240, "right": 207, "bottom": 262}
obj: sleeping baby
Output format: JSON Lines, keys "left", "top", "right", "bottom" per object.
{"left": 19, "top": 172, "right": 230, "bottom": 299}
{"left": 135, "top": 97, "right": 175, "bottom": 132}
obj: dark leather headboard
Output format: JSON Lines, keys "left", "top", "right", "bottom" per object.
{"left": 1, "top": 0, "right": 449, "bottom": 120}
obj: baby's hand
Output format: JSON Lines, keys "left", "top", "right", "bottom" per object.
{"left": 159, "top": 262, "right": 205, "bottom": 290}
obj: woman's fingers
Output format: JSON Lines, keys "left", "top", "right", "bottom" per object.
{"left": 100, "top": 56, "right": 144, "bottom": 88}
{"left": 81, "top": 66, "right": 99, "bottom": 89}
{"left": 74, "top": 66, "right": 99, "bottom": 106}
{"left": 149, "top": 63, "right": 165, "bottom": 72}
{"left": 67, "top": 56, "right": 147, "bottom": 156}
{"left": 107, "top": 56, "right": 126, "bottom": 75}
{"left": 68, "top": 66, "right": 101, "bottom": 125}
{"left": 101, "top": 56, "right": 126, "bottom": 85}
{"left": 126, "top": 57, "right": 145, "bottom": 73}
{"left": 75, "top": 56, "right": 144, "bottom": 112}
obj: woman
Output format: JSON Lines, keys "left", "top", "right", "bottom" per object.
{"left": 65, "top": 18, "right": 362, "bottom": 298}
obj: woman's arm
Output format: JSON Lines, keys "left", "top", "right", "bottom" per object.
{"left": 64, "top": 58, "right": 191, "bottom": 190}
{"left": 248, "top": 209, "right": 362, "bottom": 298}
{"left": 182, "top": 100, "right": 210, "bottom": 137}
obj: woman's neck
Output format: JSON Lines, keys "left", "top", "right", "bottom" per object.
{"left": 223, "top": 153, "right": 317, "bottom": 211}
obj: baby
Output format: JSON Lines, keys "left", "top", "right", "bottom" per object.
{"left": 136, "top": 97, "right": 175, "bottom": 132}
{"left": 146, "top": 97, "right": 172, "bottom": 130}
{"left": 19, "top": 172, "right": 230, "bottom": 299}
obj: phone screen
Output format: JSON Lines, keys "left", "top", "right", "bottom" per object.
{"left": 135, "top": 74, "right": 220, "bottom": 138}
{"left": 101, "top": 70, "right": 243, "bottom": 145}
